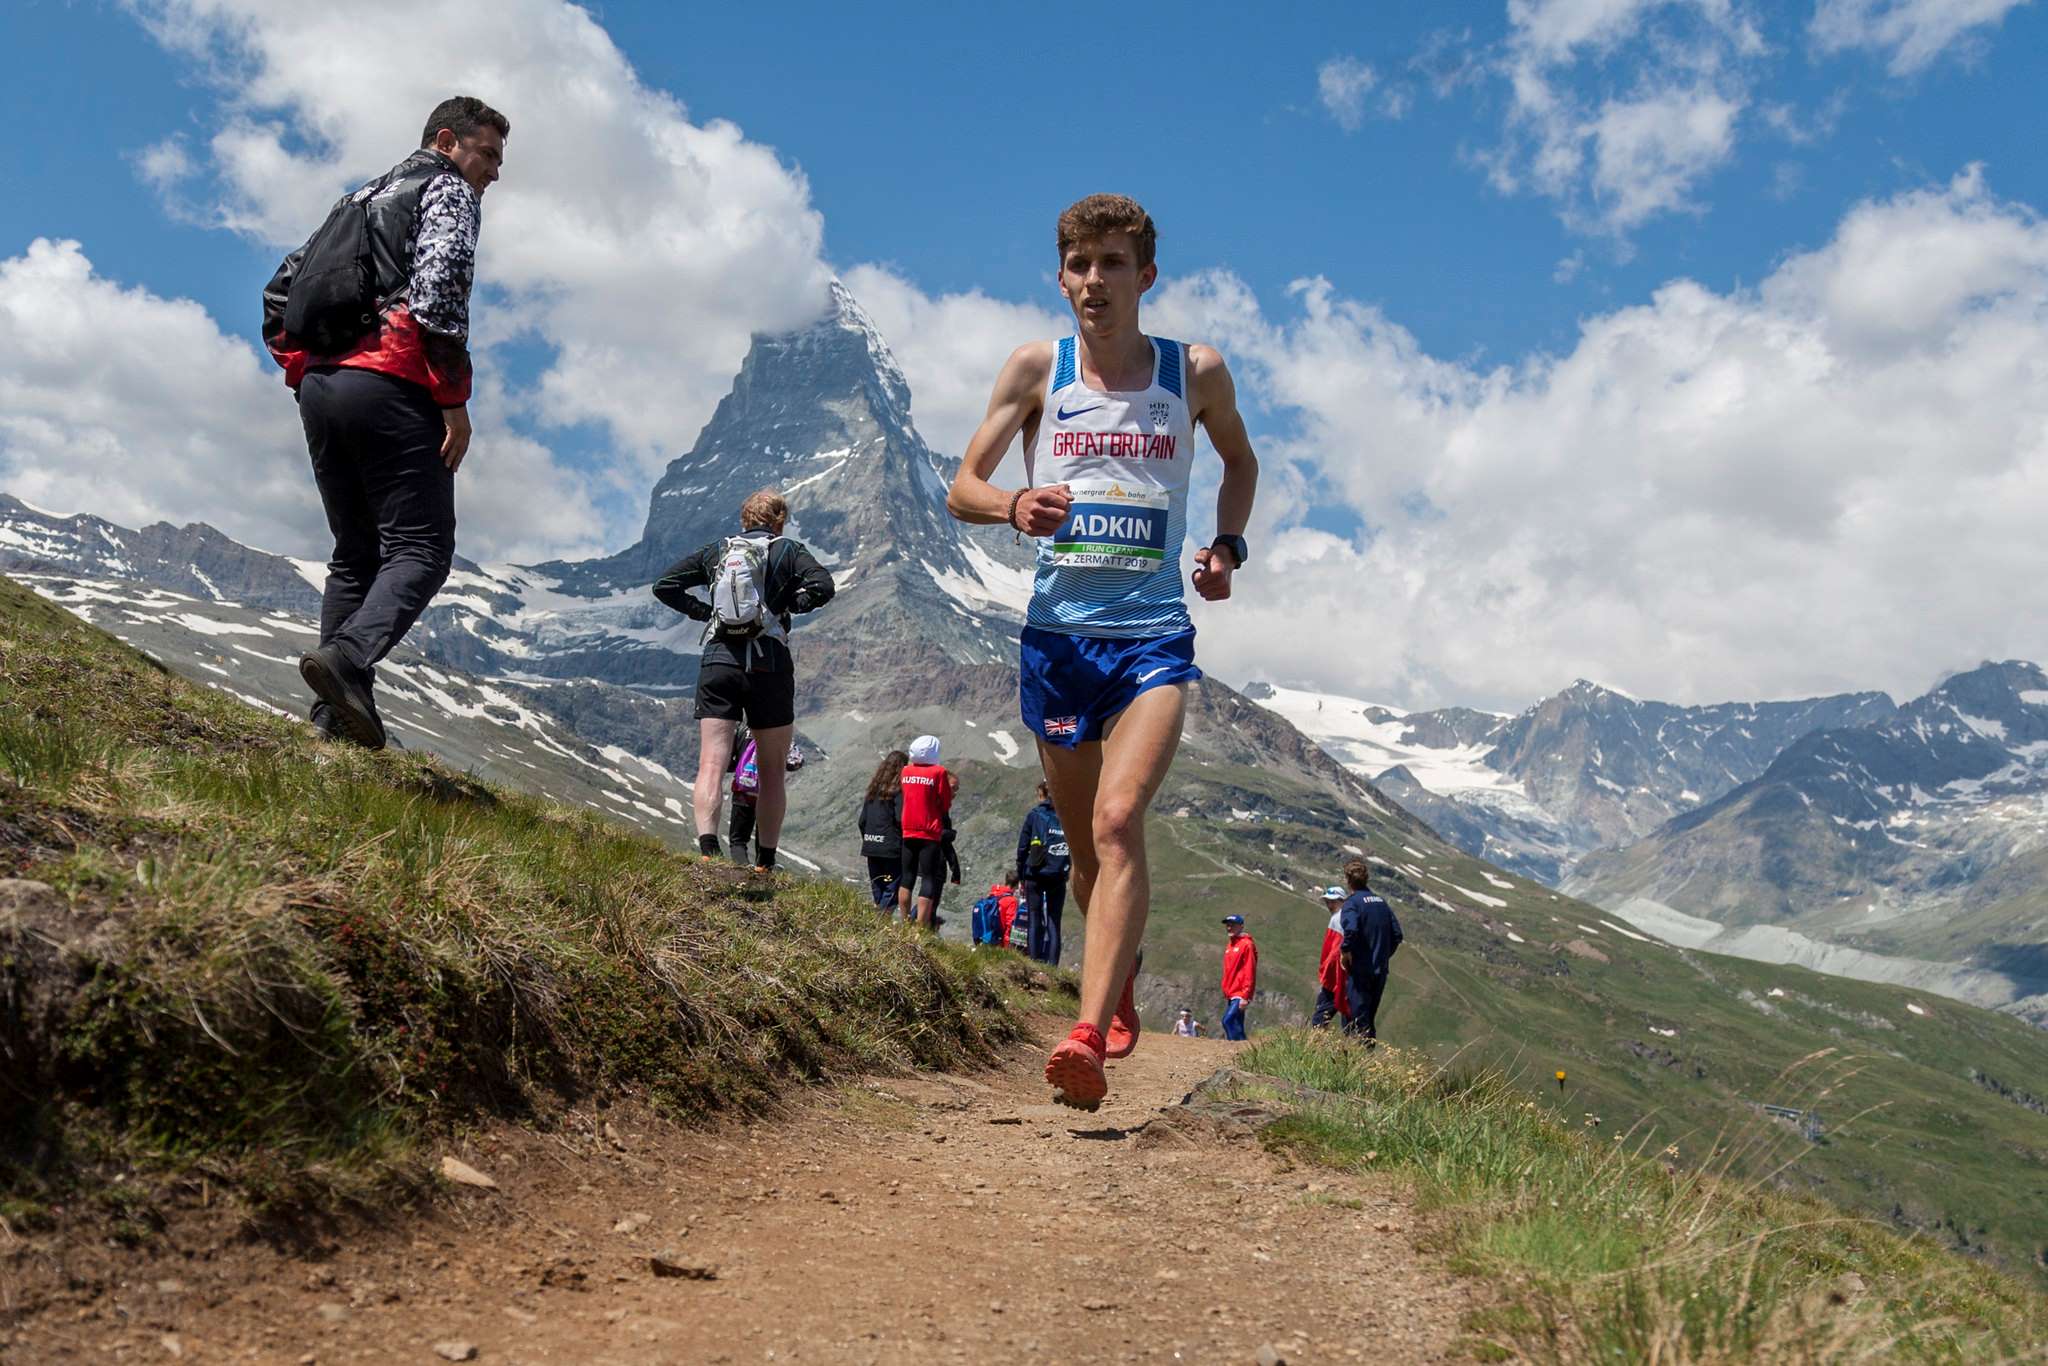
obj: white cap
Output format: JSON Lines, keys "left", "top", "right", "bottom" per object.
{"left": 908, "top": 734, "right": 941, "bottom": 764}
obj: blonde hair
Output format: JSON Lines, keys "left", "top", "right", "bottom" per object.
{"left": 1056, "top": 194, "right": 1157, "bottom": 269}
{"left": 740, "top": 489, "right": 788, "bottom": 531}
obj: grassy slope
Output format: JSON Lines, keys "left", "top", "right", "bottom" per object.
{"left": 0, "top": 573, "right": 1066, "bottom": 1233}
{"left": 1132, "top": 760, "right": 2048, "bottom": 1287}
{"left": 1240, "top": 1032, "right": 2046, "bottom": 1362}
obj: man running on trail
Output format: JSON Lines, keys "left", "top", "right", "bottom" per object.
{"left": 946, "top": 193, "right": 1259, "bottom": 1110}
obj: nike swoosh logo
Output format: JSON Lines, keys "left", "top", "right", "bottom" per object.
{"left": 1055, "top": 402, "right": 1104, "bottom": 421}
{"left": 1136, "top": 666, "right": 1171, "bottom": 684}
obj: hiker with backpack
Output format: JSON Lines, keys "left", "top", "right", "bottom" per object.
{"left": 263, "top": 96, "right": 508, "bottom": 750}
{"left": 729, "top": 723, "right": 806, "bottom": 868}
{"left": 1014, "top": 781, "right": 1071, "bottom": 964}
{"left": 653, "top": 489, "right": 835, "bottom": 871}
{"left": 858, "top": 750, "right": 909, "bottom": 910}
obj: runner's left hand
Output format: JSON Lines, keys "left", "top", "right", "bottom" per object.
{"left": 1192, "top": 547, "right": 1234, "bottom": 601}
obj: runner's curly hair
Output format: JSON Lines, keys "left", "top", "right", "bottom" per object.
{"left": 865, "top": 750, "right": 909, "bottom": 803}
{"left": 1057, "top": 194, "right": 1156, "bottom": 269}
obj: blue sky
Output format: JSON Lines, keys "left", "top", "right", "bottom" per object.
{"left": 7, "top": 1, "right": 2043, "bottom": 362}
{"left": 3, "top": 0, "right": 2047, "bottom": 707}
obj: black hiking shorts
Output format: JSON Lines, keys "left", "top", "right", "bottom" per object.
{"left": 901, "top": 838, "right": 946, "bottom": 900}
{"left": 695, "top": 658, "right": 795, "bottom": 730}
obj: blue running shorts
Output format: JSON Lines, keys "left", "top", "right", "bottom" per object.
{"left": 1019, "top": 626, "right": 1201, "bottom": 749}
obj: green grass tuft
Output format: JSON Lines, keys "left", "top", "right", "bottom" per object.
{"left": 1242, "top": 1030, "right": 2047, "bottom": 1363}
{"left": 0, "top": 572, "right": 1072, "bottom": 1231}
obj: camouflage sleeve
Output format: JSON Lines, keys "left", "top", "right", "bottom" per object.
{"left": 408, "top": 172, "right": 480, "bottom": 342}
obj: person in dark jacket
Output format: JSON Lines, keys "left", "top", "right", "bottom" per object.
{"left": 653, "top": 489, "right": 835, "bottom": 871}
{"left": 1014, "top": 781, "right": 1071, "bottom": 964}
{"left": 265, "top": 96, "right": 508, "bottom": 750}
{"left": 858, "top": 750, "right": 909, "bottom": 910}
{"left": 1337, "top": 859, "right": 1403, "bottom": 1043}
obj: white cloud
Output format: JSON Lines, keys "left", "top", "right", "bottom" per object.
{"left": 132, "top": 135, "right": 194, "bottom": 193}
{"left": 1810, "top": 0, "right": 2034, "bottom": 74}
{"left": 1316, "top": 56, "right": 1380, "bottom": 132}
{"left": 0, "top": 238, "right": 606, "bottom": 564}
{"left": 1486, "top": 0, "right": 1762, "bottom": 234}
{"left": 129, "top": 0, "right": 833, "bottom": 509}
{"left": 869, "top": 170, "right": 2048, "bottom": 711}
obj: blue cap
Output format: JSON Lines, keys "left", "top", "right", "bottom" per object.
{"left": 1222, "top": 914, "right": 1245, "bottom": 925}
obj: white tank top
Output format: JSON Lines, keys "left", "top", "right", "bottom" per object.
{"left": 1023, "top": 335, "right": 1196, "bottom": 638}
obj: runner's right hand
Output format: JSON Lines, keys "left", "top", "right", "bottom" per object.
{"left": 1014, "top": 484, "right": 1072, "bottom": 537}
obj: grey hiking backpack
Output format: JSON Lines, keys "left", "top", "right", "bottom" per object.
{"left": 707, "top": 534, "right": 783, "bottom": 640}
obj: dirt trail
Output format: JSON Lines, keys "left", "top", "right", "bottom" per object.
{"left": 7, "top": 1030, "right": 1475, "bottom": 1364}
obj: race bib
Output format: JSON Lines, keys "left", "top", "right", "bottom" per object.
{"left": 1049, "top": 482, "right": 1170, "bottom": 572}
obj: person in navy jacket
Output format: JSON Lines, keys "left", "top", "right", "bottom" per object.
{"left": 1338, "top": 860, "right": 1403, "bottom": 1043}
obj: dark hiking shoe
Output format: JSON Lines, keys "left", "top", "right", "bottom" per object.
{"left": 309, "top": 700, "right": 343, "bottom": 742}
{"left": 299, "top": 644, "right": 386, "bottom": 750}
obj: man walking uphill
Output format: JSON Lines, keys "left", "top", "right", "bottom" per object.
{"left": 653, "top": 489, "right": 835, "bottom": 872}
{"left": 1338, "top": 860, "right": 1403, "bottom": 1042}
{"left": 265, "top": 96, "right": 508, "bottom": 750}
{"left": 1220, "top": 915, "right": 1257, "bottom": 1041}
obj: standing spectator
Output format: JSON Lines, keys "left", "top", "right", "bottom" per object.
{"left": 1220, "top": 915, "right": 1257, "bottom": 1041}
{"left": 1172, "top": 1008, "right": 1197, "bottom": 1037}
{"left": 266, "top": 97, "right": 509, "bottom": 750}
{"left": 653, "top": 489, "right": 835, "bottom": 872}
{"left": 1014, "top": 780, "right": 1071, "bottom": 964}
{"left": 898, "top": 735, "right": 952, "bottom": 929}
{"left": 729, "top": 727, "right": 804, "bottom": 868}
{"left": 858, "top": 751, "right": 908, "bottom": 911}
{"left": 1311, "top": 886, "right": 1350, "bottom": 1029}
{"left": 1338, "top": 860, "right": 1403, "bottom": 1043}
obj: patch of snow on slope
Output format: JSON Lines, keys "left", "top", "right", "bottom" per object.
{"left": 1253, "top": 683, "right": 1514, "bottom": 795}
{"left": 173, "top": 613, "right": 272, "bottom": 638}
{"left": 1449, "top": 884, "right": 1508, "bottom": 909}
{"left": 989, "top": 729, "right": 1020, "bottom": 763}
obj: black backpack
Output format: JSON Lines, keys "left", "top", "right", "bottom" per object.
{"left": 281, "top": 184, "right": 384, "bottom": 355}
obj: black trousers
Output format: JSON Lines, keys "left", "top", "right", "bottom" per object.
{"left": 1344, "top": 972, "right": 1387, "bottom": 1039}
{"left": 729, "top": 798, "right": 756, "bottom": 863}
{"left": 1021, "top": 877, "right": 1066, "bottom": 964}
{"left": 299, "top": 367, "right": 455, "bottom": 676}
{"left": 1310, "top": 987, "right": 1339, "bottom": 1028}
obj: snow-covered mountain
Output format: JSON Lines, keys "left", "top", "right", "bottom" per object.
{"left": 0, "top": 279, "right": 1429, "bottom": 929}
{"left": 1245, "top": 678, "right": 1893, "bottom": 883}
{"left": 1567, "top": 661, "right": 2048, "bottom": 1023}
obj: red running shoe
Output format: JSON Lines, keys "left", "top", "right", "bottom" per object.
{"left": 1105, "top": 953, "right": 1142, "bottom": 1059}
{"left": 1045, "top": 1022, "right": 1108, "bottom": 1111}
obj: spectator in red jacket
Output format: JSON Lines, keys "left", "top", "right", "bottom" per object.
{"left": 1220, "top": 915, "right": 1257, "bottom": 1041}
{"left": 897, "top": 734, "right": 952, "bottom": 929}
{"left": 1311, "top": 885, "right": 1350, "bottom": 1028}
